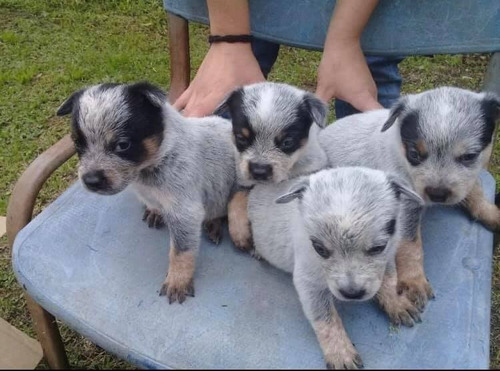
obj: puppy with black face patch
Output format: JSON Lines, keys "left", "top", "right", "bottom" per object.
{"left": 57, "top": 82, "right": 237, "bottom": 304}
{"left": 216, "top": 82, "right": 328, "bottom": 252}
{"left": 219, "top": 82, "right": 328, "bottom": 184}
{"left": 319, "top": 86, "right": 500, "bottom": 310}
{"left": 248, "top": 167, "right": 423, "bottom": 369}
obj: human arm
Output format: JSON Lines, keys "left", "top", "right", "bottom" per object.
{"left": 173, "top": 0, "right": 265, "bottom": 117}
{"left": 316, "top": 0, "right": 383, "bottom": 111}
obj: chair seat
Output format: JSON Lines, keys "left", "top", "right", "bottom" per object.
{"left": 164, "top": 0, "right": 500, "bottom": 55}
{"left": 12, "top": 171, "right": 495, "bottom": 369}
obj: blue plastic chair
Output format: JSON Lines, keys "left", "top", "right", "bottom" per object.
{"left": 7, "top": 0, "right": 500, "bottom": 368}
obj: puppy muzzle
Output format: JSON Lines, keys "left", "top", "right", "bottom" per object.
{"left": 424, "top": 186, "right": 452, "bottom": 203}
{"left": 81, "top": 170, "right": 121, "bottom": 195}
{"left": 249, "top": 162, "right": 273, "bottom": 181}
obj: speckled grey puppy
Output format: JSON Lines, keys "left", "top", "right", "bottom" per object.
{"left": 57, "top": 82, "right": 237, "bottom": 304}
{"left": 216, "top": 82, "right": 329, "bottom": 252}
{"left": 248, "top": 167, "right": 422, "bottom": 369}
{"left": 218, "top": 82, "right": 329, "bottom": 185}
{"left": 319, "top": 86, "right": 500, "bottom": 310}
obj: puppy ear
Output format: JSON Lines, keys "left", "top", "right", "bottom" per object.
{"left": 477, "top": 92, "right": 500, "bottom": 146}
{"left": 128, "top": 82, "right": 166, "bottom": 108}
{"left": 482, "top": 92, "right": 500, "bottom": 121}
{"left": 388, "top": 176, "right": 423, "bottom": 205}
{"left": 213, "top": 93, "right": 230, "bottom": 116}
{"left": 213, "top": 88, "right": 243, "bottom": 117}
{"left": 275, "top": 178, "right": 310, "bottom": 204}
{"left": 381, "top": 97, "right": 407, "bottom": 132}
{"left": 57, "top": 89, "right": 84, "bottom": 116}
{"left": 303, "top": 93, "right": 328, "bottom": 128}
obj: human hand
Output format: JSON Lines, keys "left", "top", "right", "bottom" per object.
{"left": 316, "top": 39, "right": 382, "bottom": 112}
{"left": 173, "top": 42, "right": 265, "bottom": 117}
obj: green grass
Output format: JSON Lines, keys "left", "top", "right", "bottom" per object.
{"left": 0, "top": 0, "right": 498, "bottom": 368}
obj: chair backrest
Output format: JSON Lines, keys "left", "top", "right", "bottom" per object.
{"left": 164, "top": 0, "right": 500, "bottom": 56}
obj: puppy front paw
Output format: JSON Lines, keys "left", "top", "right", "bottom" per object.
{"left": 397, "top": 275, "right": 434, "bottom": 312}
{"left": 228, "top": 190, "right": 254, "bottom": 253}
{"left": 229, "top": 221, "right": 253, "bottom": 252}
{"left": 143, "top": 207, "right": 165, "bottom": 229}
{"left": 232, "top": 234, "right": 254, "bottom": 253}
{"left": 324, "top": 343, "right": 363, "bottom": 370}
{"left": 249, "top": 249, "right": 263, "bottom": 261}
{"left": 377, "top": 270, "right": 422, "bottom": 327}
{"left": 316, "top": 320, "right": 363, "bottom": 370}
{"left": 384, "top": 294, "right": 421, "bottom": 327}
{"left": 204, "top": 218, "right": 223, "bottom": 245}
{"left": 159, "top": 274, "right": 195, "bottom": 304}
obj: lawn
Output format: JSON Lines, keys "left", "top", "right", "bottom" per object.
{"left": 0, "top": 0, "right": 498, "bottom": 369}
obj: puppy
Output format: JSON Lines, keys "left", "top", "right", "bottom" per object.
{"left": 57, "top": 82, "right": 237, "bottom": 304}
{"left": 248, "top": 167, "right": 422, "bottom": 369}
{"left": 216, "top": 82, "right": 329, "bottom": 252}
{"left": 319, "top": 87, "right": 500, "bottom": 309}
{"left": 219, "top": 82, "right": 329, "bottom": 184}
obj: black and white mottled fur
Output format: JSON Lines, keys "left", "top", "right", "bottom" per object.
{"left": 248, "top": 167, "right": 422, "bottom": 369}
{"left": 320, "top": 87, "right": 499, "bottom": 206}
{"left": 57, "top": 82, "right": 237, "bottom": 304}
{"left": 218, "top": 82, "right": 329, "bottom": 185}
{"left": 319, "top": 86, "right": 500, "bottom": 309}
{"left": 217, "top": 82, "right": 329, "bottom": 253}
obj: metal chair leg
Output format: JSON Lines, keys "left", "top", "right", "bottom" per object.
{"left": 166, "top": 11, "right": 190, "bottom": 104}
{"left": 7, "top": 134, "right": 75, "bottom": 369}
{"left": 25, "top": 296, "right": 69, "bottom": 369}
{"left": 481, "top": 52, "right": 500, "bottom": 170}
{"left": 483, "top": 52, "right": 500, "bottom": 96}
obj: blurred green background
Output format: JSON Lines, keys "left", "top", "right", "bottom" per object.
{"left": 0, "top": 0, "right": 498, "bottom": 368}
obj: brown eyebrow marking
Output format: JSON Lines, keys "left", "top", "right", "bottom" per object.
{"left": 105, "top": 130, "right": 115, "bottom": 143}
{"left": 142, "top": 135, "right": 162, "bottom": 159}
{"left": 415, "top": 139, "right": 428, "bottom": 157}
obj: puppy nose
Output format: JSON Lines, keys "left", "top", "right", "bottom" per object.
{"left": 249, "top": 162, "right": 273, "bottom": 180}
{"left": 339, "top": 287, "right": 366, "bottom": 300}
{"left": 82, "top": 170, "right": 106, "bottom": 191}
{"left": 425, "top": 186, "right": 451, "bottom": 203}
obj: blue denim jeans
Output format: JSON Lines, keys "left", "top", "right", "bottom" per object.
{"left": 251, "top": 38, "right": 403, "bottom": 119}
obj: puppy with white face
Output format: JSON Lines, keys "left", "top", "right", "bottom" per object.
{"left": 382, "top": 87, "right": 499, "bottom": 205}
{"left": 57, "top": 82, "right": 237, "bottom": 304}
{"left": 319, "top": 86, "right": 500, "bottom": 310}
{"left": 248, "top": 167, "right": 422, "bottom": 369}
{"left": 60, "top": 83, "right": 165, "bottom": 195}
{"left": 217, "top": 82, "right": 329, "bottom": 252}
{"left": 220, "top": 82, "right": 328, "bottom": 184}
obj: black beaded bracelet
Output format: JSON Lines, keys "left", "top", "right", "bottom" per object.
{"left": 208, "top": 34, "right": 253, "bottom": 44}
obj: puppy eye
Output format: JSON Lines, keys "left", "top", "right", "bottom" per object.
{"left": 457, "top": 153, "right": 479, "bottom": 165}
{"left": 311, "top": 239, "right": 331, "bottom": 259}
{"left": 407, "top": 148, "right": 421, "bottom": 163}
{"left": 235, "top": 133, "right": 249, "bottom": 147}
{"left": 366, "top": 244, "right": 386, "bottom": 256}
{"left": 115, "top": 139, "right": 131, "bottom": 152}
{"left": 280, "top": 137, "right": 296, "bottom": 151}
